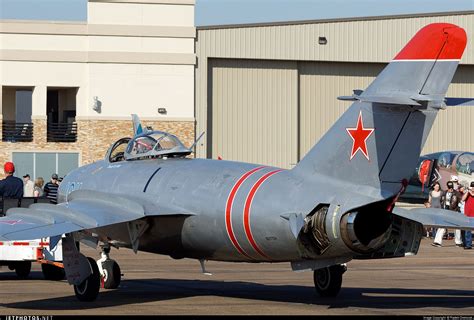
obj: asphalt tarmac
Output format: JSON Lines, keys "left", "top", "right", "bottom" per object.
{"left": 0, "top": 238, "right": 473, "bottom": 315}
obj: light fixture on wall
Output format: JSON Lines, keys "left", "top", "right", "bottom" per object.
{"left": 157, "top": 107, "right": 167, "bottom": 115}
{"left": 318, "top": 36, "right": 328, "bottom": 45}
{"left": 92, "top": 96, "right": 102, "bottom": 113}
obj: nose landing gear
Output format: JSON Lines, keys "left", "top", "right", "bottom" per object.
{"left": 98, "top": 245, "right": 122, "bottom": 289}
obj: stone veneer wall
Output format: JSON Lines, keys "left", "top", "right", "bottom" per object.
{"left": 0, "top": 119, "right": 195, "bottom": 167}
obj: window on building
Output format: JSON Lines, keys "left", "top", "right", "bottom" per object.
{"left": 12, "top": 152, "right": 80, "bottom": 180}
{"left": 1, "top": 87, "right": 33, "bottom": 142}
{"left": 47, "top": 87, "right": 78, "bottom": 142}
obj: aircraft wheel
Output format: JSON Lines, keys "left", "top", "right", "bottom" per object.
{"left": 313, "top": 264, "right": 346, "bottom": 297}
{"left": 42, "top": 263, "right": 66, "bottom": 281}
{"left": 74, "top": 257, "right": 100, "bottom": 302}
{"left": 102, "top": 259, "right": 121, "bottom": 289}
{"left": 15, "top": 261, "right": 31, "bottom": 279}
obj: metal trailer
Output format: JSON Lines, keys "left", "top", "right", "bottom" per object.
{"left": 0, "top": 237, "right": 64, "bottom": 280}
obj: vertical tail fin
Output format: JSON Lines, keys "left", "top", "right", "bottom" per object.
{"left": 132, "top": 114, "right": 144, "bottom": 137}
{"left": 292, "top": 23, "right": 467, "bottom": 193}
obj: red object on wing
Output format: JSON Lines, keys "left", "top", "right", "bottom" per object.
{"left": 394, "top": 23, "right": 467, "bottom": 60}
{"left": 418, "top": 159, "right": 432, "bottom": 192}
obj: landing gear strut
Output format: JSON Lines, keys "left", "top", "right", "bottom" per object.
{"left": 98, "top": 245, "right": 121, "bottom": 289}
{"left": 313, "top": 264, "right": 347, "bottom": 297}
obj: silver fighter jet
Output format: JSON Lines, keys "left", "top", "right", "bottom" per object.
{"left": 0, "top": 23, "right": 473, "bottom": 302}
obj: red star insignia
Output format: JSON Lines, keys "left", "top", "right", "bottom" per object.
{"left": 346, "top": 111, "right": 375, "bottom": 161}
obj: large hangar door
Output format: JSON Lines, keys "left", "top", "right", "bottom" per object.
{"left": 298, "top": 62, "right": 384, "bottom": 160}
{"left": 209, "top": 59, "right": 298, "bottom": 169}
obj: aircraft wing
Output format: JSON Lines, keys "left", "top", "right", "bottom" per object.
{"left": 0, "top": 190, "right": 195, "bottom": 241}
{"left": 393, "top": 207, "right": 474, "bottom": 230}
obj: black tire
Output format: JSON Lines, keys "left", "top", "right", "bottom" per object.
{"left": 74, "top": 257, "right": 100, "bottom": 302}
{"left": 15, "top": 261, "right": 32, "bottom": 279}
{"left": 313, "top": 265, "right": 345, "bottom": 297}
{"left": 42, "top": 263, "right": 66, "bottom": 281}
{"left": 102, "top": 260, "right": 121, "bottom": 289}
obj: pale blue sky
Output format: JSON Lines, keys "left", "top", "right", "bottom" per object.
{"left": 0, "top": 0, "right": 473, "bottom": 26}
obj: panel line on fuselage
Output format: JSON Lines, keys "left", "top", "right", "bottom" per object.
{"left": 143, "top": 167, "right": 162, "bottom": 193}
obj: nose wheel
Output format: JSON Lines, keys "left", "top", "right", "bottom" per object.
{"left": 98, "top": 245, "right": 122, "bottom": 289}
{"left": 101, "top": 259, "right": 121, "bottom": 289}
{"left": 313, "top": 264, "right": 346, "bottom": 297}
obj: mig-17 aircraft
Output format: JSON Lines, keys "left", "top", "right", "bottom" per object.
{"left": 0, "top": 23, "right": 473, "bottom": 302}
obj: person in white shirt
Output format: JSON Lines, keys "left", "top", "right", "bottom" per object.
{"left": 22, "top": 174, "right": 34, "bottom": 197}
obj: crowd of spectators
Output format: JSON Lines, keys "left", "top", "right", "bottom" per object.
{"left": 426, "top": 175, "right": 473, "bottom": 250}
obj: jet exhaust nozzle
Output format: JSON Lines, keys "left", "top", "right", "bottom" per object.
{"left": 340, "top": 209, "right": 392, "bottom": 254}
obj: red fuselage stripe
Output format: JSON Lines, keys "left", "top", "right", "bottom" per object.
{"left": 225, "top": 166, "right": 266, "bottom": 259}
{"left": 243, "top": 169, "right": 283, "bottom": 260}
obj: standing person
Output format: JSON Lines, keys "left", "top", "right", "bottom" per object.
{"left": 43, "top": 173, "right": 59, "bottom": 204}
{"left": 451, "top": 175, "right": 460, "bottom": 192}
{"left": 22, "top": 174, "right": 34, "bottom": 197}
{"left": 432, "top": 181, "right": 461, "bottom": 247}
{"left": 33, "top": 177, "right": 44, "bottom": 198}
{"left": 461, "top": 181, "right": 474, "bottom": 250}
{"left": 428, "top": 182, "right": 443, "bottom": 209}
{"left": 0, "top": 162, "right": 24, "bottom": 199}
{"left": 426, "top": 182, "right": 442, "bottom": 238}
{"left": 457, "top": 184, "right": 467, "bottom": 247}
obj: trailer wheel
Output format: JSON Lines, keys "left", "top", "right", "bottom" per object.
{"left": 74, "top": 257, "right": 100, "bottom": 302}
{"left": 15, "top": 261, "right": 31, "bottom": 279}
{"left": 102, "top": 260, "right": 121, "bottom": 289}
{"left": 42, "top": 263, "right": 65, "bottom": 281}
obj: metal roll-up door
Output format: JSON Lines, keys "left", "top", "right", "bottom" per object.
{"left": 298, "top": 62, "right": 384, "bottom": 160}
{"left": 209, "top": 58, "right": 298, "bottom": 169}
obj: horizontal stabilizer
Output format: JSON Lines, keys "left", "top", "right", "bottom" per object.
{"left": 393, "top": 207, "right": 474, "bottom": 230}
{"left": 445, "top": 97, "right": 474, "bottom": 107}
{"left": 338, "top": 94, "right": 421, "bottom": 106}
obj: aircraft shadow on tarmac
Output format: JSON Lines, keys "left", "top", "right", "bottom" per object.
{"left": 2, "top": 273, "right": 474, "bottom": 311}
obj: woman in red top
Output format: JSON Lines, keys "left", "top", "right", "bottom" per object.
{"left": 461, "top": 181, "right": 474, "bottom": 249}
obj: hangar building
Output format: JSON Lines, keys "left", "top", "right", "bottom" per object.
{"left": 196, "top": 12, "right": 474, "bottom": 169}
{"left": 1, "top": 5, "right": 474, "bottom": 178}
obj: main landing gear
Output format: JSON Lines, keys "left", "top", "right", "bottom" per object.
{"left": 313, "top": 264, "right": 347, "bottom": 297}
{"left": 63, "top": 235, "right": 122, "bottom": 302}
{"left": 72, "top": 247, "right": 122, "bottom": 301}
{"left": 74, "top": 257, "right": 101, "bottom": 302}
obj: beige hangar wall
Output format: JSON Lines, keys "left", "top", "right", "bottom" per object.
{"left": 196, "top": 12, "right": 474, "bottom": 169}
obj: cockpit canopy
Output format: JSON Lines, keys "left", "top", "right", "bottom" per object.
{"left": 107, "top": 131, "right": 192, "bottom": 162}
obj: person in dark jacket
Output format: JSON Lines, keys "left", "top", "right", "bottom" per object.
{"left": 432, "top": 181, "right": 462, "bottom": 247}
{"left": 0, "top": 162, "right": 24, "bottom": 199}
{"left": 43, "top": 173, "right": 59, "bottom": 204}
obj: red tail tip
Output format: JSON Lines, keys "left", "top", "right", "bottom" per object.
{"left": 394, "top": 23, "right": 467, "bottom": 61}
